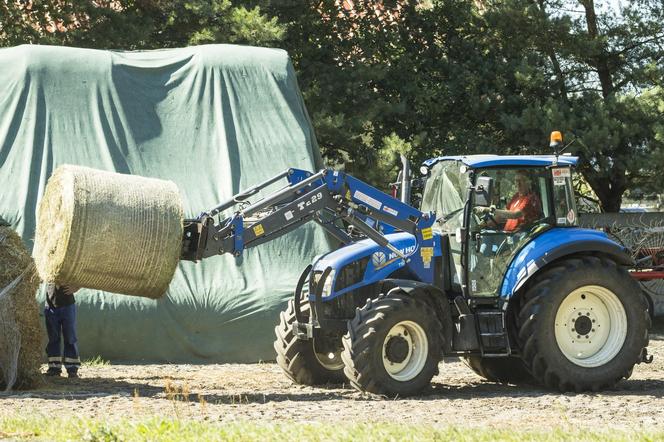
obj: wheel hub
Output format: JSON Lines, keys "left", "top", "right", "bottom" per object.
{"left": 573, "top": 314, "right": 593, "bottom": 336}
{"left": 313, "top": 338, "right": 344, "bottom": 371}
{"left": 314, "top": 350, "right": 344, "bottom": 371}
{"left": 382, "top": 321, "right": 429, "bottom": 381}
{"left": 385, "top": 336, "right": 409, "bottom": 363}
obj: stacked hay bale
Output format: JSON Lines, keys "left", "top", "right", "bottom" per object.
{"left": 0, "top": 217, "right": 43, "bottom": 390}
{"left": 33, "top": 165, "right": 184, "bottom": 298}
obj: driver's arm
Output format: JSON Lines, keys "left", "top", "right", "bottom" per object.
{"left": 474, "top": 205, "right": 519, "bottom": 227}
{"left": 493, "top": 208, "right": 523, "bottom": 221}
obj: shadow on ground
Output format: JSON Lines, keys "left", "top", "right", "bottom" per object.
{"left": 4, "top": 374, "right": 663, "bottom": 403}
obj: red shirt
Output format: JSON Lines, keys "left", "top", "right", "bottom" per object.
{"left": 504, "top": 192, "right": 541, "bottom": 232}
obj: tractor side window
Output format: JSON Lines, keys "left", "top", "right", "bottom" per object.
{"left": 538, "top": 176, "right": 552, "bottom": 219}
{"left": 552, "top": 167, "right": 578, "bottom": 226}
{"left": 473, "top": 168, "right": 550, "bottom": 232}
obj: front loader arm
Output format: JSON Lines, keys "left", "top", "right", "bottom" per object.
{"left": 181, "top": 168, "right": 330, "bottom": 261}
{"left": 180, "top": 169, "right": 436, "bottom": 272}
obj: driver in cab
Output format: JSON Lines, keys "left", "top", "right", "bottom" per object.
{"left": 476, "top": 171, "right": 542, "bottom": 232}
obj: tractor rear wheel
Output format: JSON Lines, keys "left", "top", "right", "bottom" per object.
{"left": 341, "top": 291, "right": 443, "bottom": 396}
{"left": 518, "top": 256, "right": 650, "bottom": 392}
{"left": 273, "top": 298, "right": 345, "bottom": 385}
{"left": 464, "top": 356, "right": 532, "bottom": 384}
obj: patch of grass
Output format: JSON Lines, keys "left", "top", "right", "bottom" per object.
{"left": 82, "top": 355, "right": 111, "bottom": 367}
{"left": 0, "top": 417, "right": 660, "bottom": 442}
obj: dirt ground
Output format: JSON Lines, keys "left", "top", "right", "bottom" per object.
{"left": 3, "top": 321, "right": 664, "bottom": 431}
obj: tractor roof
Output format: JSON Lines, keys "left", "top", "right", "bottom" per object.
{"left": 423, "top": 154, "right": 579, "bottom": 169}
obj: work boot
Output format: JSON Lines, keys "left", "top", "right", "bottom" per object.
{"left": 46, "top": 368, "right": 61, "bottom": 377}
{"left": 67, "top": 369, "right": 79, "bottom": 378}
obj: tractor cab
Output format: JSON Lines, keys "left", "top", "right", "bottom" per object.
{"left": 420, "top": 154, "right": 579, "bottom": 298}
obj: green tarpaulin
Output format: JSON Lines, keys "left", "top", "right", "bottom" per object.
{"left": 0, "top": 44, "right": 331, "bottom": 362}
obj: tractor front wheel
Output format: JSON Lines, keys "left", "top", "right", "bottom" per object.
{"left": 341, "top": 291, "right": 443, "bottom": 396}
{"left": 518, "top": 256, "right": 650, "bottom": 392}
{"left": 273, "top": 298, "right": 345, "bottom": 385}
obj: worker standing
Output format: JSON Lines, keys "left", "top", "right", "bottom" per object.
{"left": 44, "top": 283, "right": 81, "bottom": 378}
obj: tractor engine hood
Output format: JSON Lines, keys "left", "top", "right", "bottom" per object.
{"left": 312, "top": 232, "right": 436, "bottom": 300}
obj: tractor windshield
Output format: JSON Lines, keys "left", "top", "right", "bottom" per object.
{"left": 420, "top": 160, "right": 469, "bottom": 233}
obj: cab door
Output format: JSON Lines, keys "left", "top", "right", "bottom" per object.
{"left": 467, "top": 168, "right": 554, "bottom": 296}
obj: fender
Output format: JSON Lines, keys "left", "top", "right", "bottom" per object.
{"left": 377, "top": 279, "right": 454, "bottom": 353}
{"left": 500, "top": 227, "right": 633, "bottom": 299}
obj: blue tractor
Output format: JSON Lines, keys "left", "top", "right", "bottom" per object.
{"left": 181, "top": 136, "right": 651, "bottom": 396}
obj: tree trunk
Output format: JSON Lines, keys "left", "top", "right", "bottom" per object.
{"left": 580, "top": 0, "right": 615, "bottom": 97}
{"left": 536, "top": 0, "right": 568, "bottom": 99}
{"left": 583, "top": 170, "right": 626, "bottom": 213}
{"left": 579, "top": 0, "right": 625, "bottom": 212}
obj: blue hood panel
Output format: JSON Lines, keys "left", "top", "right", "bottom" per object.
{"left": 313, "top": 232, "right": 442, "bottom": 300}
{"left": 314, "top": 232, "right": 414, "bottom": 269}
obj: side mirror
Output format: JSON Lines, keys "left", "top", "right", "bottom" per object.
{"left": 474, "top": 176, "right": 494, "bottom": 207}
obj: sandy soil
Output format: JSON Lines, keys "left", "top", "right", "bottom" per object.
{"left": 2, "top": 321, "right": 664, "bottom": 431}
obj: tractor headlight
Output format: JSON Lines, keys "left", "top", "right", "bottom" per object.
{"left": 321, "top": 270, "right": 335, "bottom": 298}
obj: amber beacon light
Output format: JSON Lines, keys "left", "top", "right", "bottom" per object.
{"left": 550, "top": 131, "right": 563, "bottom": 148}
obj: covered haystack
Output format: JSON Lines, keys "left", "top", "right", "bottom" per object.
{"left": 33, "top": 165, "right": 184, "bottom": 299}
{"left": 0, "top": 44, "right": 330, "bottom": 362}
{"left": 0, "top": 219, "right": 43, "bottom": 390}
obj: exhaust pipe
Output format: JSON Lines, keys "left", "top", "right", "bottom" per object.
{"left": 399, "top": 154, "right": 411, "bottom": 204}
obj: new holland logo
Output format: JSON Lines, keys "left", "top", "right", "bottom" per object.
{"left": 371, "top": 245, "right": 416, "bottom": 270}
{"left": 372, "top": 251, "right": 387, "bottom": 268}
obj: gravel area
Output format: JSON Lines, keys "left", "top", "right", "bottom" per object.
{"left": 3, "top": 320, "right": 664, "bottom": 431}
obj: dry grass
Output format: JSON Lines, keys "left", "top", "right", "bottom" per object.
{"left": 0, "top": 225, "right": 43, "bottom": 390}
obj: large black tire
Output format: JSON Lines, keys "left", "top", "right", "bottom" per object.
{"left": 341, "top": 291, "right": 443, "bottom": 396}
{"left": 464, "top": 356, "right": 533, "bottom": 384}
{"left": 273, "top": 298, "right": 346, "bottom": 385}
{"left": 518, "top": 256, "right": 650, "bottom": 392}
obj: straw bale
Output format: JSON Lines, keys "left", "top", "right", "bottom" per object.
{"left": 33, "top": 165, "right": 184, "bottom": 298}
{"left": 0, "top": 224, "right": 43, "bottom": 390}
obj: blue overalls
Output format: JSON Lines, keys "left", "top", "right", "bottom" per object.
{"left": 44, "top": 284, "right": 80, "bottom": 377}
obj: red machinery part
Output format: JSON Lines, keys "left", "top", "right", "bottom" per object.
{"left": 630, "top": 270, "right": 664, "bottom": 281}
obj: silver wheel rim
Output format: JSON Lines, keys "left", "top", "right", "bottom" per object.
{"left": 382, "top": 320, "right": 428, "bottom": 381}
{"left": 554, "top": 285, "right": 627, "bottom": 367}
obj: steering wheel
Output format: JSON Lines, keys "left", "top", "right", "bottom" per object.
{"left": 472, "top": 206, "right": 499, "bottom": 230}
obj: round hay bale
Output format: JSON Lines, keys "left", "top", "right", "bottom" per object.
{"left": 0, "top": 224, "right": 43, "bottom": 390}
{"left": 33, "top": 165, "right": 184, "bottom": 298}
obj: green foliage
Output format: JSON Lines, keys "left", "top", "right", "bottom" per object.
{"left": 483, "top": 0, "right": 664, "bottom": 211}
{"left": 82, "top": 355, "right": 111, "bottom": 367}
{"left": 268, "top": 0, "right": 663, "bottom": 210}
{"left": 267, "top": 1, "right": 489, "bottom": 186}
{"left": 153, "top": 1, "right": 284, "bottom": 48}
{"left": 2, "top": 0, "right": 662, "bottom": 209}
{"left": 0, "top": 1, "right": 285, "bottom": 49}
